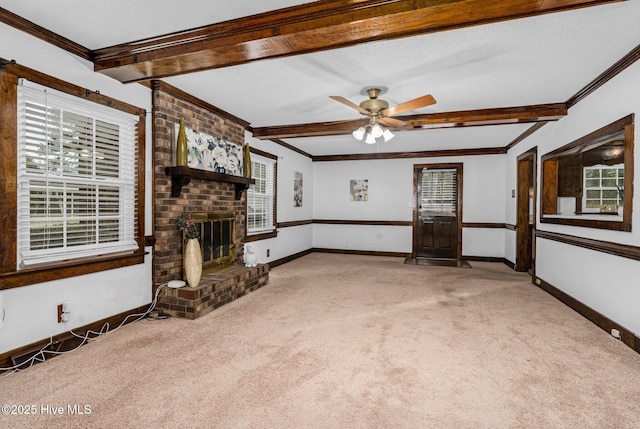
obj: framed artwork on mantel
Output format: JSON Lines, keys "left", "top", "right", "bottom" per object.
{"left": 174, "top": 123, "right": 244, "bottom": 177}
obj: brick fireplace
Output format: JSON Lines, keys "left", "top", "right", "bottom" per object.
{"left": 151, "top": 81, "right": 269, "bottom": 319}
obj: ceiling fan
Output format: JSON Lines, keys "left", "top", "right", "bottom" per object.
{"left": 330, "top": 87, "right": 436, "bottom": 143}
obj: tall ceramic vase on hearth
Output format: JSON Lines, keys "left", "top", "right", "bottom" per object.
{"left": 183, "top": 238, "right": 202, "bottom": 288}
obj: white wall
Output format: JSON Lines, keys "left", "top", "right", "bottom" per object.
{"left": 312, "top": 155, "right": 507, "bottom": 255}
{"left": 0, "top": 24, "right": 153, "bottom": 355}
{"left": 463, "top": 228, "right": 505, "bottom": 258}
{"left": 244, "top": 134, "right": 314, "bottom": 264}
{"left": 504, "top": 229, "right": 517, "bottom": 265}
{"left": 537, "top": 239, "right": 640, "bottom": 334}
{"left": 0, "top": 251, "right": 153, "bottom": 353}
{"left": 507, "top": 58, "right": 640, "bottom": 335}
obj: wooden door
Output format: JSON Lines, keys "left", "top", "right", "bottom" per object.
{"left": 516, "top": 148, "right": 537, "bottom": 273}
{"left": 414, "top": 166, "right": 460, "bottom": 259}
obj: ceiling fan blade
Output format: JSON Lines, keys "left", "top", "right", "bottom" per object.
{"left": 382, "top": 94, "right": 436, "bottom": 117}
{"left": 329, "top": 96, "right": 371, "bottom": 116}
{"left": 378, "top": 117, "right": 406, "bottom": 128}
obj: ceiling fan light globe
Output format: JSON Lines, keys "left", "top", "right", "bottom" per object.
{"left": 365, "top": 133, "right": 376, "bottom": 144}
{"left": 352, "top": 126, "right": 366, "bottom": 140}
{"left": 370, "top": 123, "right": 384, "bottom": 138}
{"left": 382, "top": 128, "right": 395, "bottom": 142}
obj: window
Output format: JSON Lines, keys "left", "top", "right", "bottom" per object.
{"left": 421, "top": 168, "right": 457, "bottom": 215}
{"left": 247, "top": 153, "right": 276, "bottom": 235}
{"left": 17, "top": 79, "right": 139, "bottom": 268}
{"left": 583, "top": 165, "right": 624, "bottom": 212}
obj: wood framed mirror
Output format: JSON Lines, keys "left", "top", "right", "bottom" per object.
{"left": 540, "top": 114, "right": 634, "bottom": 231}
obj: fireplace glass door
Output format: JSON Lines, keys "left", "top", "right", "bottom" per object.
{"left": 190, "top": 213, "right": 235, "bottom": 271}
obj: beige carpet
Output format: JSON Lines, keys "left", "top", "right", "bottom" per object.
{"left": 1, "top": 253, "right": 639, "bottom": 428}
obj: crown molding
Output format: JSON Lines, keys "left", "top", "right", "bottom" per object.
{"left": 0, "top": 7, "right": 91, "bottom": 61}
{"left": 253, "top": 104, "right": 567, "bottom": 140}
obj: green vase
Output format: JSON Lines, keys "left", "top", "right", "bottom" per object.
{"left": 176, "top": 118, "right": 187, "bottom": 166}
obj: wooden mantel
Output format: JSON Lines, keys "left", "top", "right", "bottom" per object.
{"left": 165, "top": 166, "right": 255, "bottom": 199}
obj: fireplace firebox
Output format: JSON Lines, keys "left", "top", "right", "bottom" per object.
{"left": 186, "top": 213, "right": 235, "bottom": 273}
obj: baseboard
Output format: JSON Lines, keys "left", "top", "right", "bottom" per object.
{"left": 463, "top": 255, "right": 504, "bottom": 263}
{"left": 268, "top": 249, "right": 313, "bottom": 269}
{"left": 0, "top": 304, "right": 150, "bottom": 371}
{"left": 462, "top": 255, "right": 515, "bottom": 270}
{"left": 312, "top": 248, "right": 411, "bottom": 258}
{"left": 535, "top": 277, "right": 640, "bottom": 355}
{"left": 503, "top": 258, "right": 516, "bottom": 270}
{"left": 272, "top": 249, "right": 510, "bottom": 266}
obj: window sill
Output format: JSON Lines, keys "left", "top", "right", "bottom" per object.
{"left": 0, "top": 251, "right": 145, "bottom": 290}
{"left": 543, "top": 213, "right": 622, "bottom": 221}
{"left": 540, "top": 215, "right": 630, "bottom": 231}
{"left": 245, "top": 230, "right": 278, "bottom": 242}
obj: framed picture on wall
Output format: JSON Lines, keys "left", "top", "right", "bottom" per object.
{"left": 294, "top": 171, "right": 303, "bottom": 207}
{"left": 350, "top": 179, "right": 368, "bottom": 201}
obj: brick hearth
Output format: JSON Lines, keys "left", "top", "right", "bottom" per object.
{"left": 157, "top": 264, "right": 269, "bottom": 319}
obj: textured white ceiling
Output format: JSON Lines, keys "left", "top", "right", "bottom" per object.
{"left": 0, "top": 0, "right": 310, "bottom": 48}
{"left": 2, "top": 0, "right": 639, "bottom": 155}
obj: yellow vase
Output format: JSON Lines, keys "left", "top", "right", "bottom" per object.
{"left": 243, "top": 143, "right": 251, "bottom": 178}
{"left": 176, "top": 118, "right": 188, "bottom": 166}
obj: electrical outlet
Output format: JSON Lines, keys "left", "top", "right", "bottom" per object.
{"left": 535, "top": 278, "right": 541, "bottom": 285}
{"left": 266, "top": 249, "right": 270, "bottom": 257}
{"left": 57, "top": 301, "right": 71, "bottom": 323}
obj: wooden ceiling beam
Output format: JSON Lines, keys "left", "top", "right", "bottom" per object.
{"left": 93, "top": 0, "right": 622, "bottom": 83}
{"left": 251, "top": 103, "right": 568, "bottom": 139}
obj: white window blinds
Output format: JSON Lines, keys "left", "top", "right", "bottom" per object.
{"left": 421, "top": 168, "right": 457, "bottom": 215}
{"left": 247, "top": 154, "right": 275, "bottom": 234}
{"left": 17, "top": 79, "right": 139, "bottom": 268}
